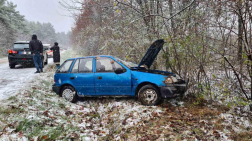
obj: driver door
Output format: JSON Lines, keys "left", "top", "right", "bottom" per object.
{"left": 94, "top": 57, "right": 131, "bottom": 96}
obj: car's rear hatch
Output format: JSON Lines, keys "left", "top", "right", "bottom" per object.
{"left": 12, "top": 43, "right": 31, "bottom": 55}
{"left": 10, "top": 43, "right": 33, "bottom": 61}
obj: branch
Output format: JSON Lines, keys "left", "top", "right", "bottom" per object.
{"left": 223, "top": 57, "right": 249, "bottom": 100}
{"left": 159, "top": 0, "right": 196, "bottom": 28}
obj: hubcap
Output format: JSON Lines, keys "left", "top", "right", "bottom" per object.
{"left": 62, "top": 89, "right": 74, "bottom": 101}
{"left": 142, "top": 89, "right": 157, "bottom": 104}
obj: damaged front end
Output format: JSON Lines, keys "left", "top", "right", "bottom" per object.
{"left": 160, "top": 75, "right": 189, "bottom": 98}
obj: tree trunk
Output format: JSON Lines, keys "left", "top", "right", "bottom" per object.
{"left": 168, "top": 0, "right": 175, "bottom": 34}
{"left": 237, "top": 1, "right": 243, "bottom": 63}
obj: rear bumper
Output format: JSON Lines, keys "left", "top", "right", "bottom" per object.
{"left": 8, "top": 55, "right": 44, "bottom": 65}
{"left": 52, "top": 84, "right": 60, "bottom": 95}
{"left": 159, "top": 79, "right": 189, "bottom": 98}
{"left": 8, "top": 55, "right": 34, "bottom": 65}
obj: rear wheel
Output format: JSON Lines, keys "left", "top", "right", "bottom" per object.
{"left": 138, "top": 85, "right": 161, "bottom": 106}
{"left": 41, "top": 56, "right": 45, "bottom": 68}
{"left": 9, "top": 64, "right": 15, "bottom": 69}
{"left": 61, "top": 86, "right": 77, "bottom": 103}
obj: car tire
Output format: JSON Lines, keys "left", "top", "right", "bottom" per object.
{"left": 42, "top": 56, "right": 45, "bottom": 68}
{"left": 9, "top": 64, "right": 15, "bottom": 69}
{"left": 61, "top": 86, "right": 77, "bottom": 103}
{"left": 45, "top": 54, "right": 48, "bottom": 65}
{"left": 138, "top": 84, "right": 161, "bottom": 106}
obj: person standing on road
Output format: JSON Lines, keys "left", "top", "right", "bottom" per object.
{"left": 50, "top": 42, "right": 60, "bottom": 68}
{"left": 29, "top": 34, "right": 43, "bottom": 73}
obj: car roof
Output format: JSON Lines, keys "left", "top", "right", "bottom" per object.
{"left": 43, "top": 44, "right": 51, "bottom": 47}
{"left": 67, "top": 55, "right": 114, "bottom": 60}
{"left": 14, "top": 41, "right": 29, "bottom": 44}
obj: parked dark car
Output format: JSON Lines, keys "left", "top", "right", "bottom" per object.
{"left": 52, "top": 39, "right": 188, "bottom": 105}
{"left": 8, "top": 41, "right": 48, "bottom": 68}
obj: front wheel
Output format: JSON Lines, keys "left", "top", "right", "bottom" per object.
{"left": 61, "top": 86, "right": 77, "bottom": 103}
{"left": 45, "top": 54, "right": 48, "bottom": 65}
{"left": 138, "top": 85, "right": 161, "bottom": 106}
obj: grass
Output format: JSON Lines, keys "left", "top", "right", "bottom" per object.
{"left": 0, "top": 107, "right": 25, "bottom": 115}
{"left": 41, "top": 80, "right": 51, "bottom": 88}
{"left": 59, "top": 102, "right": 66, "bottom": 109}
{"left": 231, "top": 131, "right": 252, "bottom": 141}
{"left": 40, "top": 126, "right": 64, "bottom": 140}
{"left": 7, "top": 96, "right": 17, "bottom": 101}
{"left": 0, "top": 49, "right": 251, "bottom": 140}
{"left": 16, "top": 119, "right": 43, "bottom": 139}
{"left": 89, "top": 112, "right": 100, "bottom": 120}
{"left": 0, "top": 50, "right": 83, "bottom": 140}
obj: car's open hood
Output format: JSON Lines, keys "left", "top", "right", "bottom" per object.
{"left": 137, "top": 39, "right": 165, "bottom": 69}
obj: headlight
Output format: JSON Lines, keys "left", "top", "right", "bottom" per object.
{"left": 165, "top": 76, "right": 178, "bottom": 84}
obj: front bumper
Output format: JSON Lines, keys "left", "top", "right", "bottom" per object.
{"left": 159, "top": 79, "right": 189, "bottom": 98}
{"left": 52, "top": 84, "right": 60, "bottom": 95}
{"left": 47, "top": 55, "right": 53, "bottom": 58}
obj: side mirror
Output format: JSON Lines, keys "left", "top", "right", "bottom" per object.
{"left": 115, "top": 68, "right": 125, "bottom": 74}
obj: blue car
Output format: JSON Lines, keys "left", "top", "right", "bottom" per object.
{"left": 52, "top": 39, "right": 188, "bottom": 105}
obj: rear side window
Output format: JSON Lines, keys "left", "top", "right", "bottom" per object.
{"left": 57, "top": 60, "right": 73, "bottom": 73}
{"left": 14, "top": 44, "right": 29, "bottom": 49}
{"left": 71, "top": 59, "right": 80, "bottom": 73}
{"left": 79, "top": 58, "right": 93, "bottom": 73}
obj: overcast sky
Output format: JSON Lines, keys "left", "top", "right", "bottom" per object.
{"left": 9, "top": 0, "right": 73, "bottom": 33}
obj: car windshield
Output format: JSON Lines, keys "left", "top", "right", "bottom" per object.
{"left": 14, "top": 44, "right": 29, "bottom": 49}
{"left": 115, "top": 57, "right": 138, "bottom": 68}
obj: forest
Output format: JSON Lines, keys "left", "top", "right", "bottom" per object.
{"left": 0, "top": 0, "right": 251, "bottom": 140}
{"left": 61, "top": 0, "right": 252, "bottom": 107}
{"left": 0, "top": 0, "right": 71, "bottom": 57}
{"left": 1, "top": 0, "right": 251, "bottom": 106}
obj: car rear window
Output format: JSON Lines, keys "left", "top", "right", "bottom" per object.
{"left": 14, "top": 44, "right": 29, "bottom": 49}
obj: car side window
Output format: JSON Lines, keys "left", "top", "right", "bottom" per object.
{"left": 71, "top": 59, "right": 79, "bottom": 73}
{"left": 96, "top": 57, "right": 124, "bottom": 72}
{"left": 57, "top": 60, "right": 73, "bottom": 73}
{"left": 79, "top": 58, "right": 93, "bottom": 73}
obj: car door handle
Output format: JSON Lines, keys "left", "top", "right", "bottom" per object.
{"left": 70, "top": 77, "right": 75, "bottom": 80}
{"left": 97, "top": 76, "right": 102, "bottom": 79}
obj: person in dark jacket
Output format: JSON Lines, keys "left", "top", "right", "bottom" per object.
{"left": 50, "top": 42, "right": 60, "bottom": 67}
{"left": 29, "top": 34, "right": 43, "bottom": 73}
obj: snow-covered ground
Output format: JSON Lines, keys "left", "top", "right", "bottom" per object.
{"left": 0, "top": 58, "right": 53, "bottom": 100}
{"left": 0, "top": 57, "right": 7, "bottom": 64}
{"left": 0, "top": 50, "right": 251, "bottom": 140}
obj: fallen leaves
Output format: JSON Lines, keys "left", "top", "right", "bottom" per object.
{"left": 42, "top": 110, "right": 49, "bottom": 116}
{"left": 41, "top": 135, "right": 48, "bottom": 139}
{"left": 0, "top": 66, "right": 251, "bottom": 141}
{"left": 18, "top": 131, "right": 23, "bottom": 138}
{"left": 65, "top": 110, "right": 73, "bottom": 116}
{"left": 213, "top": 130, "right": 220, "bottom": 139}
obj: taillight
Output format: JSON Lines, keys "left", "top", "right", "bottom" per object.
{"left": 54, "top": 79, "right": 55, "bottom": 83}
{"left": 9, "top": 49, "right": 17, "bottom": 54}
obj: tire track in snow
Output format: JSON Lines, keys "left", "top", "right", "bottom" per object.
{"left": 0, "top": 58, "right": 54, "bottom": 100}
